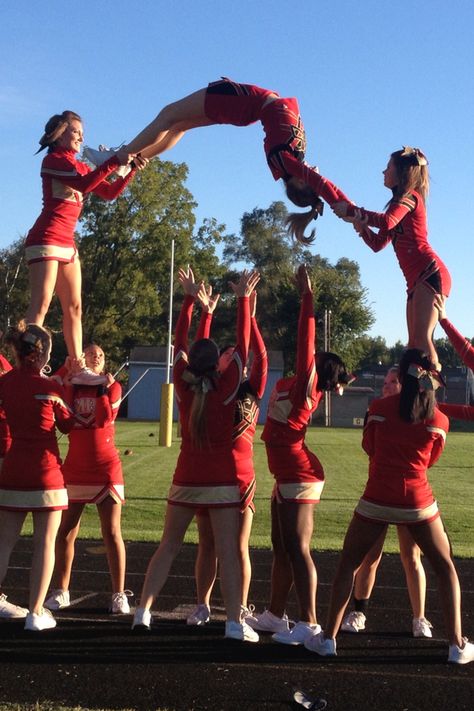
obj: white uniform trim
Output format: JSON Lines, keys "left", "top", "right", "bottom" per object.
{"left": 168, "top": 483, "right": 241, "bottom": 507}
{"left": 0, "top": 487, "right": 68, "bottom": 510}
{"left": 355, "top": 497, "right": 439, "bottom": 524}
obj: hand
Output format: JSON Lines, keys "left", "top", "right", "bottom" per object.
{"left": 434, "top": 294, "right": 447, "bottom": 321}
{"left": 249, "top": 290, "right": 257, "bottom": 318}
{"left": 295, "top": 264, "right": 312, "bottom": 295}
{"left": 353, "top": 220, "right": 366, "bottom": 236}
{"left": 132, "top": 153, "right": 149, "bottom": 171}
{"left": 105, "top": 373, "right": 115, "bottom": 387}
{"left": 229, "top": 269, "right": 260, "bottom": 298}
{"left": 178, "top": 266, "right": 201, "bottom": 297}
{"left": 332, "top": 201, "right": 350, "bottom": 218}
{"left": 115, "top": 148, "right": 135, "bottom": 166}
{"left": 197, "top": 283, "right": 220, "bottom": 313}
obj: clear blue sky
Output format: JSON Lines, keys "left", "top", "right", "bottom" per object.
{"left": 1, "top": 0, "right": 473, "bottom": 346}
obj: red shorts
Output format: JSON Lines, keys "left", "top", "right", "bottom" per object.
{"left": 204, "top": 79, "right": 275, "bottom": 126}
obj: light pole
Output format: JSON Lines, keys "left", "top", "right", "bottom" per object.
{"left": 159, "top": 239, "right": 175, "bottom": 447}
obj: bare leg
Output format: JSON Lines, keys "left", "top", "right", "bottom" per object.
{"left": 30, "top": 510, "right": 62, "bottom": 613}
{"left": 277, "top": 501, "right": 317, "bottom": 624}
{"left": 25, "top": 260, "right": 59, "bottom": 326}
{"left": 0, "top": 510, "right": 26, "bottom": 586}
{"left": 208, "top": 507, "right": 242, "bottom": 622}
{"left": 240, "top": 507, "right": 254, "bottom": 608}
{"left": 52, "top": 503, "right": 85, "bottom": 591}
{"left": 194, "top": 513, "right": 217, "bottom": 606}
{"left": 55, "top": 259, "right": 83, "bottom": 360}
{"left": 325, "top": 516, "right": 387, "bottom": 639}
{"left": 397, "top": 525, "right": 426, "bottom": 619}
{"left": 407, "top": 283, "right": 440, "bottom": 365}
{"left": 125, "top": 88, "right": 212, "bottom": 157}
{"left": 139, "top": 504, "right": 195, "bottom": 610}
{"left": 408, "top": 517, "right": 462, "bottom": 646}
{"left": 353, "top": 528, "right": 387, "bottom": 600}
{"left": 97, "top": 497, "right": 126, "bottom": 593}
{"left": 268, "top": 497, "right": 293, "bottom": 617}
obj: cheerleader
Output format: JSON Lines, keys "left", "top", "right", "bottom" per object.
{"left": 84, "top": 78, "right": 352, "bottom": 244}
{"left": 332, "top": 147, "right": 450, "bottom": 369}
{"left": 341, "top": 367, "right": 433, "bottom": 638}
{"left": 249, "top": 265, "right": 352, "bottom": 646}
{"left": 45, "top": 343, "right": 131, "bottom": 615}
{"left": 186, "top": 286, "right": 267, "bottom": 626}
{"left": 305, "top": 349, "right": 474, "bottom": 664}
{"left": 132, "top": 267, "right": 261, "bottom": 642}
{"left": 25, "top": 111, "right": 147, "bottom": 384}
{"left": 0, "top": 323, "right": 76, "bottom": 631}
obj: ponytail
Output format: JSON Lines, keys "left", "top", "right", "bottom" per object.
{"left": 398, "top": 349, "right": 442, "bottom": 423}
{"left": 5, "top": 321, "right": 52, "bottom": 369}
{"left": 284, "top": 178, "right": 324, "bottom": 245}
{"left": 182, "top": 338, "right": 219, "bottom": 449}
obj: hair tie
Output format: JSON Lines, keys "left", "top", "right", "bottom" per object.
{"left": 407, "top": 363, "right": 444, "bottom": 391}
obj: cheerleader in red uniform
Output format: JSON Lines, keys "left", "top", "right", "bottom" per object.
{"left": 250, "top": 266, "right": 351, "bottom": 646}
{"left": 341, "top": 367, "right": 433, "bottom": 639}
{"left": 305, "top": 348, "right": 474, "bottom": 664}
{"left": 186, "top": 286, "right": 267, "bottom": 626}
{"left": 332, "top": 147, "right": 450, "bottom": 369}
{"left": 0, "top": 323, "right": 77, "bottom": 631}
{"left": 86, "top": 78, "right": 351, "bottom": 244}
{"left": 132, "top": 267, "right": 261, "bottom": 642}
{"left": 25, "top": 111, "right": 147, "bottom": 384}
{"left": 45, "top": 343, "right": 131, "bottom": 615}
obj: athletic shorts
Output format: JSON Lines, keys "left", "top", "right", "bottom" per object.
{"left": 407, "top": 261, "right": 451, "bottom": 299}
{"left": 204, "top": 78, "right": 275, "bottom": 126}
{"left": 354, "top": 497, "right": 439, "bottom": 525}
{"left": 25, "top": 244, "right": 78, "bottom": 265}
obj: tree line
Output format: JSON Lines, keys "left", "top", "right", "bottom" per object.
{"left": 0, "top": 158, "right": 470, "bottom": 374}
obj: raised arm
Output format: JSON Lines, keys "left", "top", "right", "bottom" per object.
{"left": 174, "top": 267, "right": 200, "bottom": 358}
{"left": 195, "top": 283, "right": 220, "bottom": 340}
{"left": 435, "top": 295, "right": 474, "bottom": 370}
{"left": 248, "top": 292, "right": 268, "bottom": 399}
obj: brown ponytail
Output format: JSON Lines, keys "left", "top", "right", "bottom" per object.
{"left": 5, "top": 321, "right": 52, "bottom": 369}
{"left": 182, "top": 338, "right": 219, "bottom": 449}
{"left": 284, "top": 179, "right": 324, "bottom": 244}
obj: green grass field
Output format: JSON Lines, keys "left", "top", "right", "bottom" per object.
{"left": 20, "top": 420, "right": 473, "bottom": 558}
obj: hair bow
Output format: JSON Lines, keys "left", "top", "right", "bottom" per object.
{"left": 400, "top": 146, "right": 428, "bottom": 167}
{"left": 407, "top": 363, "right": 444, "bottom": 391}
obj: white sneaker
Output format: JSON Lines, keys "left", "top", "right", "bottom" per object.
{"left": 341, "top": 610, "right": 366, "bottom": 633}
{"left": 448, "top": 638, "right": 474, "bottom": 664}
{"left": 132, "top": 607, "right": 151, "bottom": 630}
{"left": 0, "top": 593, "right": 28, "bottom": 619}
{"left": 246, "top": 609, "right": 292, "bottom": 634}
{"left": 304, "top": 630, "right": 337, "bottom": 656}
{"left": 70, "top": 367, "right": 108, "bottom": 386}
{"left": 225, "top": 620, "right": 259, "bottom": 643}
{"left": 110, "top": 590, "right": 133, "bottom": 614}
{"left": 82, "top": 145, "right": 131, "bottom": 178}
{"left": 412, "top": 617, "right": 433, "bottom": 638}
{"left": 272, "top": 621, "right": 321, "bottom": 646}
{"left": 186, "top": 603, "right": 211, "bottom": 626}
{"left": 24, "top": 608, "right": 56, "bottom": 631}
{"left": 44, "top": 589, "right": 70, "bottom": 610}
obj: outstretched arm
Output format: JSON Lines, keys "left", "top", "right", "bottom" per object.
{"left": 435, "top": 295, "right": 474, "bottom": 370}
{"left": 196, "top": 283, "right": 220, "bottom": 340}
{"left": 248, "top": 292, "right": 268, "bottom": 399}
{"left": 278, "top": 152, "right": 352, "bottom": 206}
{"left": 42, "top": 150, "right": 134, "bottom": 196}
{"left": 334, "top": 193, "right": 417, "bottom": 231}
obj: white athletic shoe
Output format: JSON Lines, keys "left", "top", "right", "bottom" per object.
{"left": 132, "top": 607, "right": 152, "bottom": 630}
{"left": 82, "top": 144, "right": 131, "bottom": 178}
{"left": 304, "top": 630, "right": 337, "bottom": 656}
{"left": 246, "top": 609, "right": 292, "bottom": 634}
{"left": 186, "top": 603, "right": 211, "bottom": 626}
{"left": 0, "top": 593, "right": 28, "bottom": 619}
{"left": 110, "top": 590, "right": 133, "bottom": 614}
{"left": 24, "top": 608, "right": 57, "bottom": 632}
{"left": 272, "top": 621, "right": 321, "bottom": 646}
{"left": 44, "top": 589, "right": 70, "bottom": 610}
{"left": 448, "top": 638, "right": 474, "bottom": 664}
{"left": 70, "top": 367, "right": 108, "bottom": 386}
{"left": 341, "top": 610, "right": 366, "bottom": 633}
{"left": 412, "top": 617, "right": 433, "bottom": 638}
{"left": 225, "top": 620, "right": 259, "bottom": 643}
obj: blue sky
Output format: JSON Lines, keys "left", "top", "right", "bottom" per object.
{"left": 1, "top": 0, "right": 473, "bottom": 346}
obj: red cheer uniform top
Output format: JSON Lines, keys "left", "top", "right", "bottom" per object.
{"left": 62, "top": 381, "right": 122, "bottom": 483}
{"left": 172, "top": 294, "right": 250, "bottom": 494}
{"left": 347, "top": 190, "right": 451, "bottom": 295}
{"left": 196, "top": 310, "right": 268, "bottom": 463}
{"left": 25, "top": 147, "right": 136, "bottom": 251}
{"left": 361, "top": 394, "right": 449, "bottom": 509}
{"left": 0, "top": 367, "right": 76, "bottom": 491}
{"left": 262, "top": 291, "right": 323, "bottom": 481}
{"left": 0, "top": 355, "right": 13, "bottom": 458}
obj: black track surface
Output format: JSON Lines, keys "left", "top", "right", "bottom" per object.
{"left": 0, "top": 539, "right": 473, "bottom": 710}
